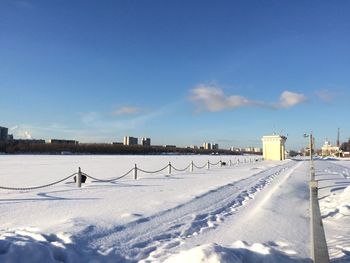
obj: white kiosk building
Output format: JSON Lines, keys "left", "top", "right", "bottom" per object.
{"left": 262, "top": 135, "right": 287, "bottom": 161}
{"left": 321, "top": 140, "right": 340, "bottom": 157}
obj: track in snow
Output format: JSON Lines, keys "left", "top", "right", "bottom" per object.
{"left": 60, "top": 160, "right": 301, "bottom": 262}
{"left": 314, "top": 160, "right": 350, "bottom": 182}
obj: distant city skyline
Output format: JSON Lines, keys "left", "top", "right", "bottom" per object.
{"left": 1, "top": 1, "right": 350, "bottom": 150}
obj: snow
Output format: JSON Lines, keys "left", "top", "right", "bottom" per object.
{"left": 0, "top": 155, "right": 348, "bottom": 262}
{"left": 164, "top": 242, "right": 308, "bottom": 263}
{"left": 317, "top": 159, "right": 350, "bottom": 262}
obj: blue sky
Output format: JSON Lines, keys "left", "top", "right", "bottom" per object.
{"left": 1, "top": 0, "right": 350, "bottom": 150}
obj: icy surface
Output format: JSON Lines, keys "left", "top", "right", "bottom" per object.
{"left": 0, "top": 155, "right": 348, "bottom": 262}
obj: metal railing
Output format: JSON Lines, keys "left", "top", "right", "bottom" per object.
{"left": 309, "top": 159, "right": 330, "bottom": 263}
{"left": 0, "top": 157, "right": 263, "bottom": 191}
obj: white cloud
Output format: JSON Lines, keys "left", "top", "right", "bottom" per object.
{"left": 11, "top": 124, "right": 108, "bottom": 142}
{"left": 10, "top": 125, "right": 33, "bottom": 139}
{"left": 189, "top": 85, "right": 258, "bottom": 112}
{"left": 112, "top": 106, "right": 142, "bottom": 116}
{"left": 189, "top": 85, "right": 307, "bottom": 112}
{"left": 77, "top": 106, "right": 167, "bottom": 135}
{"left": 315, "top": 89, "right": 334, "bottom": 103}
{"left": 277, "top": 91, "right": 307, "bottom": 108}
{"left": 23, "top": 131, "right": 32, "bottom": 139}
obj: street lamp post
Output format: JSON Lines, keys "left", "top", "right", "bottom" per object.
{"left": 304, "top": 131, "right": 313, "bottom": 160}
{"left": 304, "top": 131, "right": 315, "bottom": 181}
{"left": 309, "top": 132, "right": 313, "bottom": 161}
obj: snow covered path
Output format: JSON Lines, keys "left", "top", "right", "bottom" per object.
{"left": 1, "top": 156, "right": 348, "bottom": 262}
{"left": 75, "top": 160, "right": 300, "bottom": 262}
{"left": 171, "top": 159, "right": 311, "bottom": 257}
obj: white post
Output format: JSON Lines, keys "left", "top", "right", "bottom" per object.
{"left": 134, "top": 164, "right": 138, "bottom": 180}
{"left": 191, "top": 161, "right": 194, "bottom": 172}
{"left": 77, "top": 167, "right": 82, "bottom": 188}
{"left": 168, "top": 161, "right": 172, "bottom": 174}
{"left": 220, "top": 160, "right": 222, "bottom": 167}
{"left": 229, "top": 159, "right": 232, "bottom": 166}
{"left": 207, "top": 160, "right": 210, "bottom": 170}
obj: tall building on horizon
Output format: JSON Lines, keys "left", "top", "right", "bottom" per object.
{"left": 0, "top": 126, "right": 8, "bottom": 142}
{"left": 203, "top": 142, "right": 219, "bottom": 150}
{"left": 123, "top": 136, "right": 138, "bottom": 146}
{"left": 141, "top": 137, "right": 151, "bottom": 147}
{"left": 203, "top": 142, "right": 211, "bottom": 150}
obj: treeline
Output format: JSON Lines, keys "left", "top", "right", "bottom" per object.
{"left": 0, "top": 142, "right": 248, "bottom": 155}
{"left": 341, "top": 138, "right": 350, "bottom": 152}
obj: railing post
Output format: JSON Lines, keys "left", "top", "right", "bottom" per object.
{"left": 207, "top": 160, "right": 210, "bottom": 170}
{"left": 134, "top": 164, "right": 138, "bottom": 180}
{"left": 191, "top": 161, "right": 194, "bottom": 172}
{"left": 168, "top": 161, "right": 172, "bottom": 174}
{"left": 77, "top": 167, "right": 82, "bottom": 188}
{"left": 229, "top": 159, "right": 232, "bottom": 167}
{"left": 220, "top": 160, "right": 222, "bottom": 167}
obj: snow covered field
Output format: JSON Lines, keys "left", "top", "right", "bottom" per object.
{"left": 317, "top": 159, "right": 350, "bottom": 263}
{"left": 0, "top": 155, "right": 349, "bottom": 262}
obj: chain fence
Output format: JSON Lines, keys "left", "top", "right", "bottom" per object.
{"left": 171, "top": 163, "right": 191, "bottom": 172}
{"left": 0, "top": 157, "right": 263, "bottom": 191}
{"left": 193, "top": 162, "right": 208, "bottom": 169}
{"left": 82, "top": 168, "right": 135, "bottom": 183}
{"left": 209, "top": 160, "right": 221, "bottom": 166}
{"left": 136, "top": 164, "right": 169, "bottom": 174}
{"left": 0, "top": 172, "right": 77, "bottom": 191}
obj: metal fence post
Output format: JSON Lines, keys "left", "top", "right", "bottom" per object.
{"left": 168, "top": 161, "right": 172, "bottom": 174}
{"left": 220, "top": 160, "right": 222, "bottom": 167}
{"left": 229, "top": 159, "right": 232, "bottom": 166}
{"left": 77, "top": 167, "right": 82, "bottom": 188}
{"left": 191, "top": 161, "right": 194, "bottom": 172}
{"left": 134, "top": 164, "right": 138, "bottom": 180}
{"left": 207, "top": 160, "right": 210, "bottom": 170}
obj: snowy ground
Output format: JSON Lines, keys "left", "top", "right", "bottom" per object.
{"left": 0, "top": 155, "right": 349, "bottom": 262}
{"left": 317, "top": 158, "right": 350, "bottom": 263}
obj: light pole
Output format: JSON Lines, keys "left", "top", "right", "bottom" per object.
{"left": 304, "top": 131, "right": 313, "bottom": 161}
{"left": 304, "top": 132, "right": 315, "bottom": 181}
